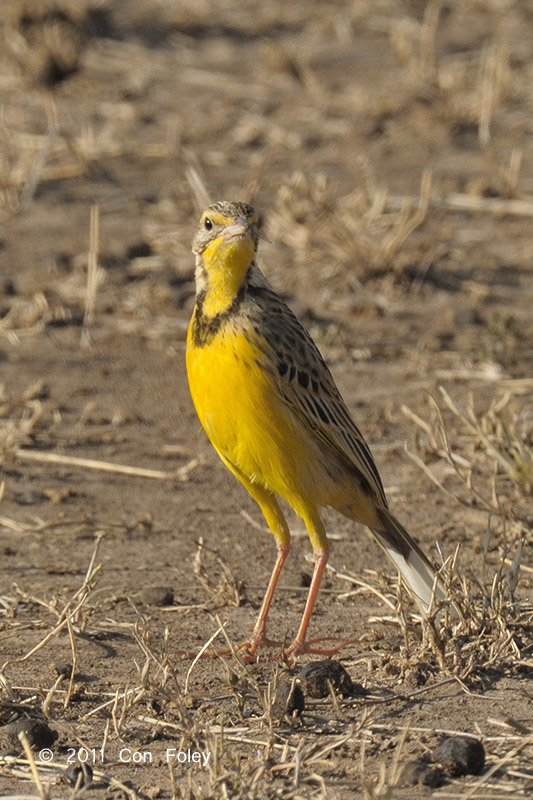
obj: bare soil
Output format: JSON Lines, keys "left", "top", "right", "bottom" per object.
{"left": 1, "top": 1, "right": 532, "bottom": 798}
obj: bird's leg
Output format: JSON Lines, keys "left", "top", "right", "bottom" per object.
{"left": 246, "top": 540, "right": 290, "bottom": 654}
{"left": 286, "top": 544, "right": 329, "bottom": 658}
{"left": 286, "top": 543, "right": 356, "bottom": 660}
{"left": 285, "top": 511, "right": 356, "bottom": 660}
{"left": 283, "top": 509, "right": 329, "bottom": 657}
{"left": 226, "top": 473, "right": 291, "bottom": 657}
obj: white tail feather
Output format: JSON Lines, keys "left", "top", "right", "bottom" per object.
{"left": 370, "top": 508, "right": 459, "bottom": 617}
{"left": 378, "top": 541, "right": 445, "bottom": 611}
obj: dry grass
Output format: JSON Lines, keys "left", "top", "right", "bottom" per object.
{"left": 1, "top": 564, "right": 532, "bottom": 799}
{"left": 0, "top": 380, "right": 53, "bottom": 460}
{"left": 399, "top": 383, "right": 533, "bottom": 683}
{"left": 404, "top": 384, "right": 532, "bottom": 534}
{"left": 389, "top": 0, "right": 512, "bottom": 146}
{"left": 268, "top": 165, "right": 432, "bottom": 282}
{"left": 1, "top": 377, "right": 532, "bottom": 797}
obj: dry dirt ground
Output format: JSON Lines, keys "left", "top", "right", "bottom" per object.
{"left": 1, "top": 1, "right": 533, "bottom": 798}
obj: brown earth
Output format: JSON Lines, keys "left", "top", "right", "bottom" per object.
{"left": 1, "top": 1, "right": 532, "bottom": 798}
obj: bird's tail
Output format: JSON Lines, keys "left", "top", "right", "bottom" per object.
{"left": 370, "top": 507, "right": 460, "bottom": 617}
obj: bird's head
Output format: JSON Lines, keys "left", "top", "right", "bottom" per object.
{"left": 192, "top": 201, "right": 260, "bottom": 316}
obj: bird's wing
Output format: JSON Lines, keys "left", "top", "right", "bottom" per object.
{"left": 249, "top": 284, "right": 388, "bottom": 507}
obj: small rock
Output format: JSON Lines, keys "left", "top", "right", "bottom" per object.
{"left": 50, "top": 661, "right": 73, "bottom": 678}
{"left": 138, "top": 586, "right": 174, "bottom": 606}
{"left": 403, "top": 758, "right": 445, "bottom": 788}
{"left": 8, "top": 718, "right": 58, "bottom": 751}
{"left": 435, "top": 736, "right": 485, "bottom": 776}
{"left": 299, "top": 659, "right": 357, "bottom": 698}
{"left": 270, "top": 675, "right": 305, "bottom": 722}
{"left": 64, "top": 762, "right": 93, "bottom": 787}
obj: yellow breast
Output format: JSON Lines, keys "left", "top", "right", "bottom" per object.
{"left": 186, "top": 316, "right": 319, "bottom": 506}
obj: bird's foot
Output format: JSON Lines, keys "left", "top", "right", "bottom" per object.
{"left": 235, "top": 634, "right": 284, "bottom": 663}
{"left": 177, "top": 635, "right": 356, "bottom": 665}
{"left": 284, "top": 636, "right": 358, "bottom": 663}
{"left": 175, "top": 632, "right": 283, "bottom": 663}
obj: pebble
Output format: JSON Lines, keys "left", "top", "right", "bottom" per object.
{"left": 299, "top": 659, "right": 359, "bottom": 698}
{"left": 403, "top": 758, "right": 445, "bottom": 788}
{"left": 64, "top": 762, "right": 93, "bottom": 787}
{"left": 7, "top": 718, "right": 58, "bottom": 751}
{"left": 270, "top": 675, "right": 305, "bottom": 722}
{"left": 50, "top": 661, "right": 73, "bottom": 678}
{"left": 435, "top": 736, "right": 485, "bottom": 776}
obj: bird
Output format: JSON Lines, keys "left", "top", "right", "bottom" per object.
{"left": 186, "top": 200, "right": 454, "bottom": 659}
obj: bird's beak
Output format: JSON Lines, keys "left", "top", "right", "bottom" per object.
{"left": 222, "top": 218, "right": 250, "bottom": 241}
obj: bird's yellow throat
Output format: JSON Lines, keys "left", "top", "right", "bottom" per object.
{"left": 200, "top": 234, "right": 255, "bottom": 317}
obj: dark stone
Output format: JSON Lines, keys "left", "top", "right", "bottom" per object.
{"left": 271, "top": 675, "right": 305, "bottom": 722}
{"left": 65, "top": 762, "right": 93, "bottom": 787}
{"left": 435, "top": 736, "right": 485, "bottom": 776}
{"left": 403, "top": 759, "right": 445, "bottom": 787}
{"left": 299, "top": 659, "right": 359, "bottom": 698}
{"left": 7, "top": 718, "right": 58, "bottom": 751}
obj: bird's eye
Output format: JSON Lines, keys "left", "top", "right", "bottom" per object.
{"left": 204, "top": 217, "right": 213, "bottom": 231}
